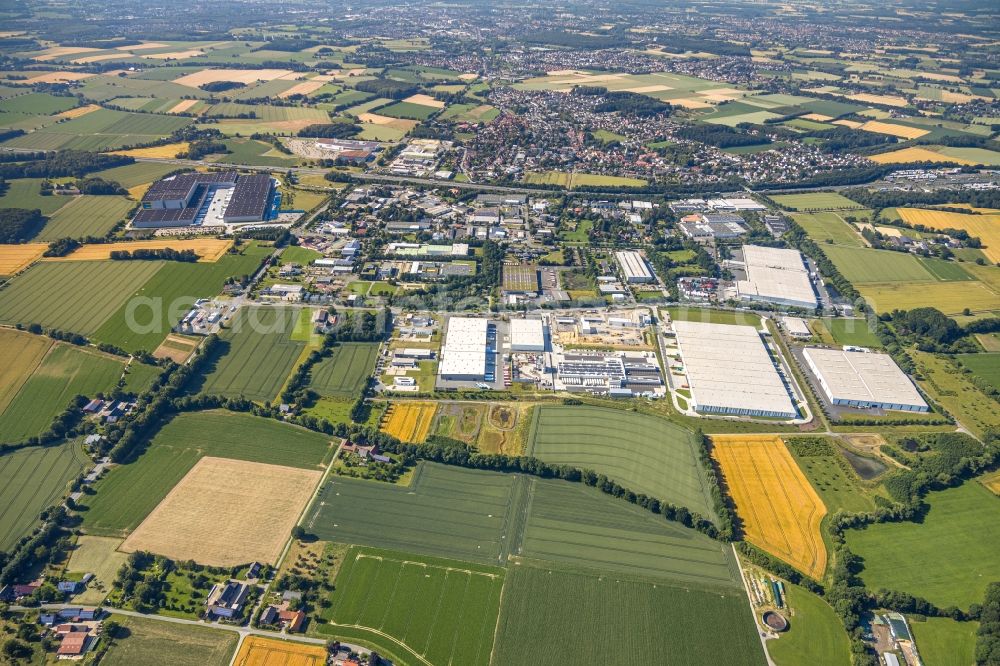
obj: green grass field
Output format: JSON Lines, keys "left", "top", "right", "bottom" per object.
{"left": 912, "top": 350, "right": 1000, "bottom": 439}
{"left": 667, "top": 306, "right": 762, "bottom": 327}
{"left": 65, "top": 535, "right": 127, "bottom": 605}
{"left": 0, "top": 178, "right": 74, "bottom": 215}
{"left": 524, "top": 171, "right": 648, "bottom": 188}
{"left": 0, "top": 345, "right": 124, "bottom": 443}
{"left": 789, "top": 211, "right": 866, "bottom": 247}
{"left": 320, "top": 546, "right": 503, "bottom": 666}
{"left": 786, "top": 438, "right": 877, "bottom": 516}
{"left": 846, "top": 481, "right": 1000, "bottom": 608}
{"left": 767, "top": 584, "right": 851, "bottom": 666}
{"left": 518, "top": 477, "right": 739, "bottom": 587}
{"left": 492, "top": 564, "right": 766, "bottom": 665}
{"left": 306, "top": 463, "right": 524, "bottom": 566}
{"left": 908, "top": 617, "right": 978, "bottom": 666}
{"left": 525, "top": 405, "right": 717, "bottom": 520}
{"left": 101, "top": 614, "right": 237, "bottom": 666}
{"left": 957, "top": 352, "right": 1000, "bottom": 391}
{"left": 81, "top": 410, "right": 331, "bottom": 535}
{"left": 35, "top": 195, "right": 135, "bottom": 241}
{"left": 90, "top": 161, "right": 181, "bottom": 189}
{"left": 822, "top": 245, "right": 941, "bottom": 284}
{"left": 0, "top": 260, "right": 162, "bottom": 335}
{"left": 771, "top": 192, "right": 864, "bottom": 211}
{"left": 196, "top": 307, "right": 305, "bottom": 402}
{"left": 0, "top": 440, "right": 89, "bottom": 550}
{"left": 309, "top": 342, "right": 379, "bottom": 397}
{"left": 5, "top": 108, "right": 190, "bottom": 151}
{"left": 377, "top": 100, "right": 439, "bottom": 120}
{"left": 92, "top": 244, "right": 271, "bottom": 352}
{"left": 821, "top": 318, "right": 882, "bottom": 347}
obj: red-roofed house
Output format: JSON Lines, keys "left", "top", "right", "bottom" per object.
{"left": 57, "top": 632, "right": 88, "bottom": 657}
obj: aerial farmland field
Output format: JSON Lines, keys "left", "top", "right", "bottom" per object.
{"left": 846, "top": 481, "right": 1000, "bottom": 608}
{"left": 231, "top": 637, "right": 326, "bottom": 666}
{"left": 0, "top": 344, "right": 124, "bottom": 443}
{"left": 789, "top": 211, "right": 866, "bottom": 247}
{"left": 711, "top": 435, "right": 828, "bottom": 579}
{"left": 0, "top": 244, "right": 47, "bottom": 276}
{"left": 492, "top": 564, "right": 766, "bottom": 666}
{"left": 102, "top": 615, "right": 237, "bottom": 666}
{"left": 321, "top": 547, "right": 504, "bottom": 666}
{"left": 34, "top": 195, "right": 135, "bottom": 241}
{"left": 956, "top": 353, "right": 1000, "bottom": 391}
{"left": 770, "top": 192, "right": 864, "bottom": 211}
{"left": 306, "top": 463, "right": 525, "bottom": 565}
{"left": 380, "top": 401, "right": 436, "bottom": 443}
{"left": 0, "top": 440, "right": 89, "bottom": 550}
{"left": 309, "top": 342, "right": 379, "bottom": 397}
{"left": 896, "top": 207, "right": 1000, "bottom": 263}
{"left": 196, "top": 306, "right": 305, "bottom": 402}
{"left": 81, "top": 410, "right": 331, "bottom": 536}
{"left": 766, "top": 584, "right": 852, "bottom": 666}
{"left": 526, "top": 405, "right": 717, "bottom": 519}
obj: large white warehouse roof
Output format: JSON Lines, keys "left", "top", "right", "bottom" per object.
{"left": 673, "top": 320, "right": 797, "bottom": 418}
{"left": 510, "top": 318, "right": 545, "bottom": 351}
{"left": 439, "top": 317, "right": 488, "bottom": 378}
{"left": 803, "top": 347, "right": 928, "bottom": 411}
{"left": 615, "top": 250, "right": 655, "bottom": 283}
{"left": 737, "top": 245, "right": 818, "bottom": 309}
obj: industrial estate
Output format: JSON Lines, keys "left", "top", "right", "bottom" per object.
{"left": 0, "top": 0, "right": 998, "bottom": 665}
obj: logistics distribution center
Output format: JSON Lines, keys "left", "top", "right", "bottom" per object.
{"left": 438, "top": 317, "right": 493, "bottom": 381}
{"left": 671, "top": 320, "right": 798, "bottom": 418}
{"left": 803, "top": 347, "right": 928, "bottom": 412}
{"left": 736, "top": 245, "right": 818, "bottom": 309}
{"left": 615, "top": 250, "right": 656, "bottom": 284}
{"left": 510, "top": 318, "right": 546, "bottom": 352}
{"left": 132, "top": 171, "right": 276, "bottom": 228}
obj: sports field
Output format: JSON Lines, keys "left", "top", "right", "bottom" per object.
{"left": 770, "top": 192, "right": 863, "bottom": 211}
{"left": 122, "top": 457, "right": 321, "bottom": 566}
{"left": 82, "top": 410, "right": 331, "bottom": 535}
{"left": 0, "top": 260, "right": 162, "bottom": 334}
{"left": 232, "top": 636, "right": 326, "bottom": 666}
{"left": 198, "top": 307, "right": 305, "bottom": 402}
{"left": 519, "top": 477, "right": 739, "bottom": 586}
{"left": 789, "top": 211, "right": 866, "bottom": 247}
{"left": 309, "top": 342, "right": 379, "bottom": 397}
{"left": 380, "top": 402, "right": 436, "bottom": 443}
{"left": 64, "top": 535, "right": 127, "bottom": 605}
{"left": 526, "top": 405, "right": 717, "bottom": 520}
{"left": 846, "top": 481, "right": 1000, "bottom": 608}
{"left": 0, "top": 343, "right": 125, "bottom": 443}
{"left": 102, "top": 615, "right": 237, "bottom": 666}
{"left": 712, "top": 436, "right": 827, "bottom": 579}
{"left": 51, "top": 238, "right": 232, "bottom": 262}
{"left": 323, "top": 547, "right": 504, "bottom": 666}
{"left": 766, "top": 584, "right": 851, "bottom": 666}
{"left": 34, "top": 195, "right": 134, "bottom": 241}
{"left": 0, "top": 440, "right": 89, "bottom": 550}
{"left": 0, "top": 244, "right": 47, "bottom": 276}
{"left": 306, "top": 463, "right": 524, "bottom": 565}
{"left": 897, "top": 207, "right": 1000, "bottom": 263}
{"left": 492, "top": 564, "right": 766, "bottom": 665}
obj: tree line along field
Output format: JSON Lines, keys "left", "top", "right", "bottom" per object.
{"left": 0, "top": 342, "right": 125, "bottom": 444}
{"left": 306, "top": 463, "right": 525, "bottom": 566}
{"left": 525, "top": 405, "right": 718, "bottom": 520}
{"left": 34, "top": 195, "right": 135, "bottom": 242}
{"left": 0, "top": 440, "right": 89, "bottom": 551}
{"left": 309, "top": 342, "right": 379, "bottom": 397}
{"left": 195, "top": 306, "right": 305, "bottom": 402}
{"left": 81, "top": 410, "right": 332, "bottom": 537}
{"left": 492, "top": 564, "right": 766, "bottom": 666}
{"left": 845, "top": 480, "right": 1000, "bottom": 609}
{"left": 320, "top": 547, "right": 504, "bottom": 666}
{"left": 711, "top": 435, "right": 828, "bottom": 580}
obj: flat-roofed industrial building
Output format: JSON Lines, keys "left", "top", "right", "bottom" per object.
{"left": 736, "top": 245, "right": 818, "bottom": 309}
{"left": 132, "top": 171, "right": 275, "bottom": 228}
{"left": 803, "top": 347, "right": 928, "bottom": 412}
{"left": 673, "top": 320, "right": 798, "bottom": 418}
{"left": 439, "top": 317, "right": 489, "bottom": 380}
{"left": 510, "top": 318, "right": 546, "bottom": 351}
{"left": 615, "top": 250, "right": 655, "bottom": 284}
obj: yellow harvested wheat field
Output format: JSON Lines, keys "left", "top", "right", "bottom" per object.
{"left": 233, "top": 637, "right": 327, "bottom": 666}
{"left": 173, "top": 68, "right": 297, "bottom": 87}
{"left": 54, "top": 104, "right": 101, "bottom": 120}
{"left": 402, "top": 93, "right": 446, "bottom": 108}
{"left": 712, "top": 435, "right": 828, "bottom": 579}
{"left": 121, "top": 457, "right": 322, "bottom": 566}
{"left": 0, "top": 243, "right": 47, "bottom": 275}
{"left": 859, "top": 121, "right": 929, "bottom": 139}
{"left": 48, "top": 238, "right": 232, "bottom": 263}
{"left": 848, "top": 92, "right": 908, "bottom": 107}
{"left": 381, "top": 401, "right": 436, "bottom": 443}
{"left": 168, "top": 99, "right": 200, "bottom": 114}
{"left": 110, "top": 142, "right": 191, "bottom": 158}
{"left": 898, "top": 207, "right": 1000, "bottom": 263}
{"left": 870, "top": 146, "right": 982, "bottom": 166}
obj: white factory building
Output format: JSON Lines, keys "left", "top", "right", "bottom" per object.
{"left": 672, "top": 320, "right": 798, "bottom": 419}
{"left": 438, "top": 317, "right": 489, "bottom": 381}
{"left": 510, "top": 318, "right": 546, "bottom": 352}
{"left": 615, "top": 250, "right": 655, "bottom": 284}
{"left": 803, "top": 347, "right": 928, "bottom": 412}
{"left": 736, "top": 245, "right": 818, "bottom": 310}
